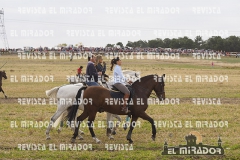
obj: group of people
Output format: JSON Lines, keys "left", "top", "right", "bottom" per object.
{"left": 76, "top": 54, "right": 132, "bottom": 113}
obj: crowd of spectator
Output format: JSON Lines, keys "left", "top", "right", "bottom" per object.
{"left": 0, "top": 46, "right": 237, "bottom": 56}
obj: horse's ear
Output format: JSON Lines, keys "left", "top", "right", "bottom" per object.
{"left": 162, "top": 74, "right": 165, "bottom": 83}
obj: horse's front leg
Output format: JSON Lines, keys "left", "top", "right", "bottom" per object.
{"left": 126, "top": 116, "right": 138, "bottom": 144}
{"left": 139, "top": 112, "right": 156, "bottom": 141}
{"left": 1, "top": 89, "right": 7, "bottom": 99}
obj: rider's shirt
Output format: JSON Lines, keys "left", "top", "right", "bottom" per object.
{"left": 86, "top": 61, "right": 98, "bottom": 82}
{"left": 113, "top": 65, "right": 126, "bottom": 84}
{"left": 77, "top": 68, "right": 82, "bottom": 74}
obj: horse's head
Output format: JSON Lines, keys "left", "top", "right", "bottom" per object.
{"left": 153, "top": 74, "right": 165, "bottom": 101}
{"left": 1, "top": 70, "right": 7, "bottom": 79}
{"left": 3, "top": 71, "right": 7, "bottom": 79}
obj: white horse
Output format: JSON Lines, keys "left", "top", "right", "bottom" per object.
{"left": 45, "top": 70, "right": 140, "bottom": 142}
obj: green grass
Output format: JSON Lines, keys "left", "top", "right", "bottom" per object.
{"left": 0, "top": 55, "right": 240, "bottom": 159}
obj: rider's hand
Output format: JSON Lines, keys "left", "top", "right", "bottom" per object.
{"left": 98, "top": 72, "right": 102, "bottom": 75}
{"left": 128, "top": 80, "right": 133, "bottom": 84}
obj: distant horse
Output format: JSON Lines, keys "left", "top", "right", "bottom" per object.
{"left": 45, "top": 70, "right": 140, "bottom": 140}
{"left": 67, "top": 74, "right": 165, "bottom": 143}
{"left": 0, "top": 70, "right": 7, "bottom": 99}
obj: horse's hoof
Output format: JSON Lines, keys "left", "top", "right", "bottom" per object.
{"left": 46, "top": 137, "right": 51, "bottom": 140}
{"left": 78, "top": 136, "right": 84, "bottom": 140}
{"left": 152, "top": 135, "right": 156, "bottom": 141}
{"left": 112, "top": 130, "right": 116, "bottom": 135}
{"left": 109, "top": 136, "right": 114, "bottom": 140}
{"left": 5, "top": 96, "right": 7, "bottom": 99}
{"left": 127, "top": 139, "right": 133, "bottom": 144}
{"left": 71, "top": 138, "right": 76, "bottom": 143}
{"left": 94, "top": 138, "right": 101, "bottom": 144}
{"left": 80, "top": 132, "right": 84, "bottom": 135}
{"left": 57, "top": 129, "right": 61, "bottom": 134}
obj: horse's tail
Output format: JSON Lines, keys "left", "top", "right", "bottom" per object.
{"left": 53, "top": 110, "right": 69, "bottom": 128}
{"left": 66, "top": 86, "right": 87, "bottom": 124}
{"left": 46, "top": 86, "right": 60, "bottom": 98}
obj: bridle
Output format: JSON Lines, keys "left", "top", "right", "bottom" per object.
{"left": 152, "top": 82, "right": 165, "bottom": 98}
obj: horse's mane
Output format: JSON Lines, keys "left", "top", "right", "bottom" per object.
{"left": 132, "top": 74, "right": 157, "bottom": 85}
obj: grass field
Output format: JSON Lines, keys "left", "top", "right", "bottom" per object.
{"left": 0, "top": 54, "right": 240, "bottom": 160}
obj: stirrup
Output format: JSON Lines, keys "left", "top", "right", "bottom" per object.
{"left": 122, "top": 106, "right": 128, "bottom": 113}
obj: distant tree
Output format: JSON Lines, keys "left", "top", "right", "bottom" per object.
{"left": 223, "top": 36, "right": 240, "bottom": 52}
{"left": 194, "top": 36, "right": 203, "bottom": 49}
{"left": 134, "top": 40, "right": 148, "bottom": 48}
{"left": 117, "top": 36, "right": 240, "bottom": 52}
{"left": 163, "top": 38, "right": 171, "bottom": 48}
{"left": 148, "top": 39, "right": 158, "bottom": 48}
{"left": 170, "top": 38, "right": 180, "bottom": 48}
{"left": 148, "top": 38, "right": 163, "bottom": 48}
{"left": 106, "top": 44, "right": 115, "bottom": 47}
{"left": 57, "top": 43, "right": 67, "bottom": 47}
{"left": 126, "top": 41, "right": 134, "bottom": 47}
{"left": 178, "top": 36, "right": 194, "bottom": 49}
{"left": 75, "top": 42, "right": 83, "bottom": 47}
{"left": 62, "top": 43, "right": 67, "bottom": 47}
{"left": 205, "top": 36, "right": 224, "bottom": 51}
{"left": 116, "top": 42, "right": 124, "bottom": 48}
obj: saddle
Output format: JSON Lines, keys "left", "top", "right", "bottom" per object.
{"left": 109, "top": 85, "right": 134, "bottom": 113}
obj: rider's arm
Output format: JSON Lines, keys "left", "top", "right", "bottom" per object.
{"left": 89, "top": 63, "right": 98, "bottom": 76}
{"left": 102, "top": 64, "right": 106, "bottom": 74}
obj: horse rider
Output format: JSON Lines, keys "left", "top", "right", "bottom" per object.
{"left": 110, "top": 57, "right": 132, "bottom": 113}
{"left": 95, "top": 54, "right": 109, "bottom": 83}
{"left": 85, "top": 53, "right": 102, "bottom": 86}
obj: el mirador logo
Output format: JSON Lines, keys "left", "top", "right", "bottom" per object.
{"left": 162, "top": 131, "right": 224, "bottom": 155}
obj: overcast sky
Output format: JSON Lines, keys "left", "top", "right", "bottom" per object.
{"left": 1, "top": 0, "right": 240, "bottom": 48}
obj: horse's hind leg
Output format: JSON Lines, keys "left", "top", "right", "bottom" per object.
{"left": 106, "top": 113, "right": 115, "bottom": 139}
{"left": 139, "top": 112, "right": 156, "bottom": 141}
{"left": 111, "top": 114, "right": 122, "bottom": 135}
{"left": 123, "top": 115, "right": 131, "bottom": 130}
{"left": 58, "top": 120, "right": 63, "bottom": 133}
{"left": 71, "top": 111, "right": 89, "bottom": 143}
{"left": 46, "top": 109, "right": 65, "bottom": 140}
{"left": 88, "top": 112, "right": 100, "bottom": 143}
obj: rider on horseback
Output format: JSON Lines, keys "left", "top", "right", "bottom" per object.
{"left": 86, "top": 53, "right": 102, "bottom": 86}
{"left": 95, "top": 54, "right": 109, "bottom": 83}
{"left": 110, "top": 57, "right": 132, "bottom": 113}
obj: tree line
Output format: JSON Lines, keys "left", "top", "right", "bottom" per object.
{"left": 106, "top": 36, "right": 240, "bottom": 52}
